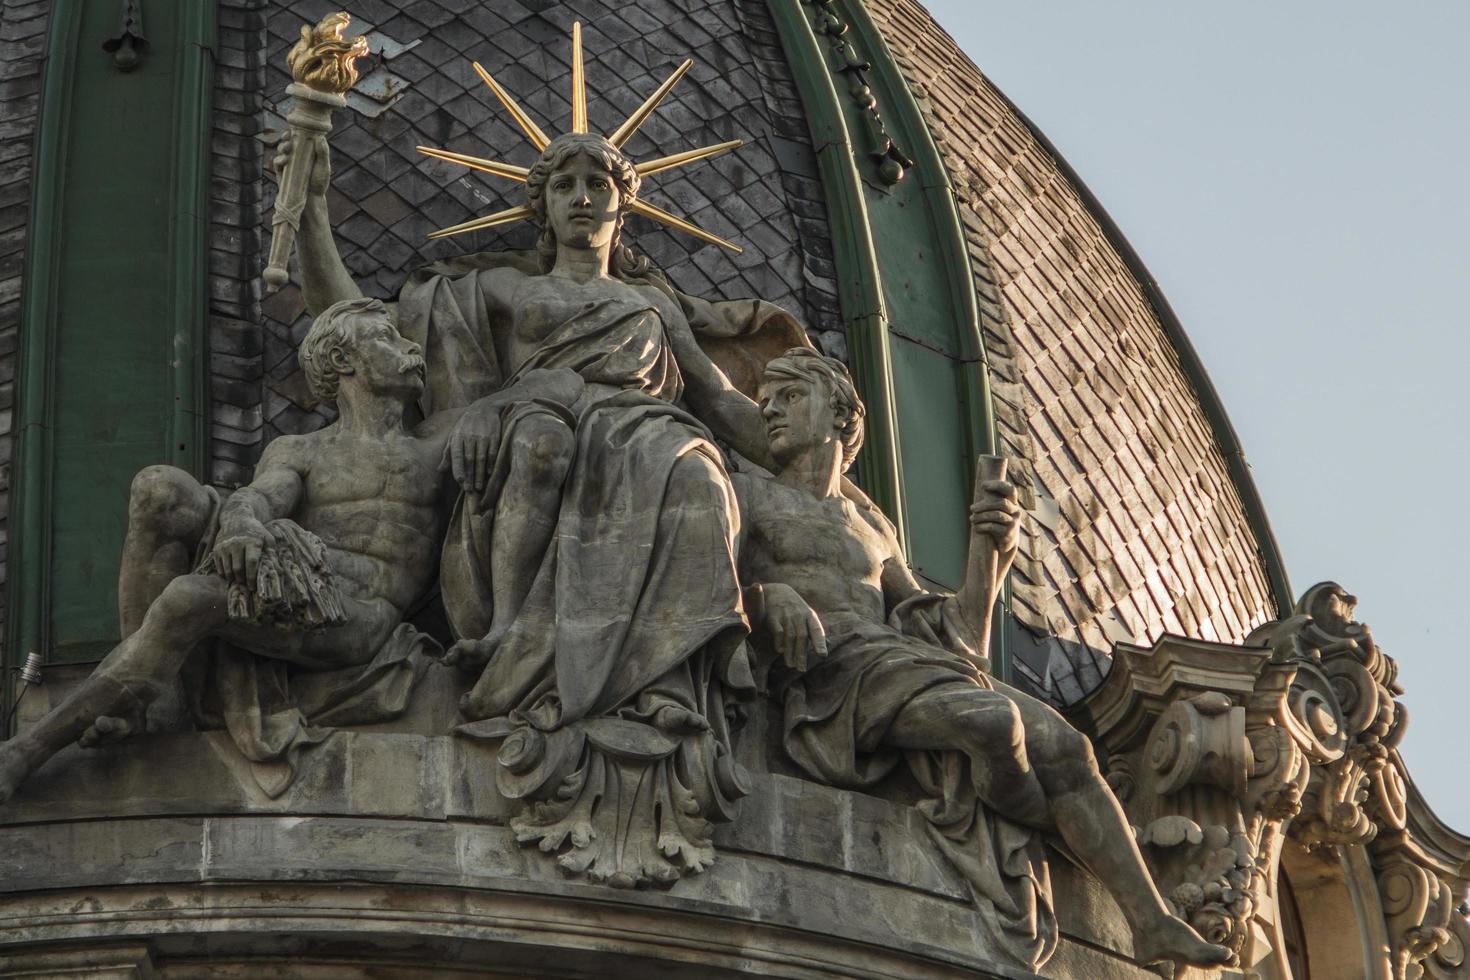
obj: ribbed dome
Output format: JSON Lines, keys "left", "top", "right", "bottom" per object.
{"left": 862, "top": 0, "right": 1283, "bottom": 703}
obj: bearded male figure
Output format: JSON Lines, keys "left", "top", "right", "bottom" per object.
{"left": 733, "top": 349, "right": 1234, "bottom": 973}
{"left": 0, "top": 299, "right": 478, "bottom": 801}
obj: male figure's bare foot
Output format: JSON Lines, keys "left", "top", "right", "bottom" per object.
{"left": 443, "top": 629, "right": 504, "bottom": 673}
{"left": 79, "top": 713, "right": 141, "bottom": 748}
{"left": 1133, "top": 913, "right": 1232, "bottom": 972}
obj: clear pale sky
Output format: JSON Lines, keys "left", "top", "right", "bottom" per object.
{"left": 923, "top": 0, "right": 1470, "bottom": 830}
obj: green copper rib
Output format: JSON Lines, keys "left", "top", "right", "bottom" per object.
{"left": 766, "top": 0, "right": 908, "bottom": 553}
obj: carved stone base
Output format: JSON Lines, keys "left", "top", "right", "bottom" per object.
{"left": 0, "top": 727, "right": 1159, "bottom": 979}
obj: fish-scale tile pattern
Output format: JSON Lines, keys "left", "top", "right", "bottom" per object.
{"left": 214, "top": 0, "right": 841, "bottom": 451}
{"left": 865, "top": 0, "right": 1277, "bottom": 705}
{"left": 0, "top": 0, "right": 51, "bottom": 639}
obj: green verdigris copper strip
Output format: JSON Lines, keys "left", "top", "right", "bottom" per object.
{"left": 7, "top": 0, "right": 81, "bottom": 673}
{"left": 839, "top": 0, "right": 1010, "bottom": 678}
{"left": 7, "top": 2, "right": 216, "bottom": 667}
{"left": 767, "top": 0, "right": 907, "bottom": 551}
{"left": 170, "top": 1, "right": 216, "bottom": 475}
{"left": 841, "top": 0, "right": 996, "bottom": 460}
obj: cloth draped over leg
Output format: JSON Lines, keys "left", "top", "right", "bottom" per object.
{"left": 396, "top": 250, "right": 780, "bottom": 883}
{"left": 174, "top": 489, "right": 440, "bottom": 799}
{"left": 777, "top": 595, "right": 1058, "bottom": 969}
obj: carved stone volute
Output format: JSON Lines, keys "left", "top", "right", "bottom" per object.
{"left": 1081, "top": 582, "right": 1470, "bottom": 980}
{"left": 1077, "top": 635, "right": 1308, "bottom": 961}
{"left": 1251, "top": 582, "right": 1409, "bottom": 849}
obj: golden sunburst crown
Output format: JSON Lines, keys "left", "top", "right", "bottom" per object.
{"left": 416, "top": 22, "right": 744, "bottom": 253}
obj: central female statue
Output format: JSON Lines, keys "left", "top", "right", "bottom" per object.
{"left": 292, "top": 131, "right": 802, "bottom": 866}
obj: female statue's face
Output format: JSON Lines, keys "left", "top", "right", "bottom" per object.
{"left": 546, "top": 152, "right": 622, "bottom": 251}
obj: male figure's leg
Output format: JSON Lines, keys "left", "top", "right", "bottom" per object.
{"left": 118, "top": 465, "right": 216, "bottom": 637}
{"left": 998, "top": 681, "right": 1229, "bottom": 965}
{"left": 0, "top": 573, "right": 398, "bottom": 804}
{"left": 0, "top": 573, "right": 231, "bottom": 801}
{"left": 885, "top": 682, "right": 1052, "bottom": 828}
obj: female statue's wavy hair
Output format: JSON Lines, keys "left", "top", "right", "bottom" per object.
{"left": 525, "top": 132, "right": 650, "bottom": 278}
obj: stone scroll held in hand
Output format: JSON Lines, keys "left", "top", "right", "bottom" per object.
{"left": 262, "top": 12, "right": 369, "bottom": 294}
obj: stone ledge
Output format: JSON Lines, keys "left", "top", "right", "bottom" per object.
{"left": 0, "top": 726, "right": 1152, "bottom": 977}
{"left": 0, "top": 837, "right": 1032, "bottom": 979}
{"left": 0, "top": 728, "right": 968, "bottom": 903}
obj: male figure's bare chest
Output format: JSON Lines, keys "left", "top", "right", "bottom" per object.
{"left": 307, "top": 437, "right": 437, "bottom": 511}
{"left": 749, "top": 487, "right": 886, "bottom": 581}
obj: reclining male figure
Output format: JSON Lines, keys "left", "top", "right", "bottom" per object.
{"left": 0, "top": 297, "right": 573, "bottom": 801}
{"left": 732, "top": 348, "right": 1232, "bottom": 971}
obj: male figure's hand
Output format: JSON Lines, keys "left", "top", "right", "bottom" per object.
{"left": 272, "top": 134, "right": 331, "bottom": 196}
{"left": 969, "top": 479, "right": 1021, "bottom": 561}
{"left": 213, "top": 517, "right": 272, "bottom": 588}
{"left": 758, "top": 583, "right": 828, "bottom": 673}
{"left": 446, "top": 402, "right": 503, "bottom": 497}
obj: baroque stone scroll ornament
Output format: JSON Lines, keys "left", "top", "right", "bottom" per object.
{"left": 261, "top": 12, "right": 369, "bottom": 293}
{"left": 1252, "top": 583, "right": 1469, "bottom": 980}
{"left": 1084, "top": 636, "right": 1314, "bottom": 965}
{"left": 1254, "top": 582, "right": 1409, "bottom": 849}
{"left": 1090, "top": 583, "right": 1468, "bottom": 979}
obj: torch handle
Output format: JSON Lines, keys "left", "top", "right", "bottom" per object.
{"left": 263, "top": 84, "right": 347, "bottom": 294}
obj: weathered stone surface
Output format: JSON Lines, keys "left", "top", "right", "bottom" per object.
{"left": 733, "top": 349, "right": 1227, "bottom": 973}
{"left": 0, "top": 724, "right": 1154, "bottom": 979}
{"left": 1081, "top": 583, "right": 1470, "bottom": 980}
{"left": 0, "top": 301, "right": 451, "bottom": 805}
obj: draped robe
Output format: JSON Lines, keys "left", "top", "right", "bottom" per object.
{"left": 396, "top": 252, "right": 808, "bottom": 736}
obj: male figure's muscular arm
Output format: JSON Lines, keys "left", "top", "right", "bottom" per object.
{"left": 278, "top": 136, "right": 364, "bottom": 316}
{"left": 876, "top": 484, "right": 1019, "bottom": 666}
{"left": 213, "top": 437, "right": 308, "bottom": 587}
{"left": 880, "top": 547, "right": 991, "bottom": 662}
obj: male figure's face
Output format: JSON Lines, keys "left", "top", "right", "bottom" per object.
{"left": 546, "top": 153, "right": 622, "bottom": 250}
{"left": 758, "top": 372, "right": 843, "bottom": 466}
{"left": 344, "top": 313, "right": 425, "bottom": 400}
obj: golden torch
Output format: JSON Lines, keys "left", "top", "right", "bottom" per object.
{"left": 262, "top": 13, "right": 369, "bottom": 294}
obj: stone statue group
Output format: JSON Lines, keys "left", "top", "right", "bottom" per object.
{"left": 0, "top": 121, "right": 1231, "bottom": 973}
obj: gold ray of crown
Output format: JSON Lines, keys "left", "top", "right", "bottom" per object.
{"left": 417, "top": 22, "right": 743, "bottom": 253}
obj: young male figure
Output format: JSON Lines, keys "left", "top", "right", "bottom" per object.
{"left": 734, "top": 348, "right": 1232, "bottom": 971}
{"left": 0, "top": 299, "right": 570, "bottom": 801}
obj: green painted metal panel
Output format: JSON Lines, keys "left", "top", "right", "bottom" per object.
{"left": 836, "top": 0, "right": 1012, "bottom": 673}
{"left": 766, "top": 0, "right": 907, "bottom": 548}
{"left": 888, "top": 337, "right": 971, "bottom": 585}
{"left": 7, "top": 1, "right": 214, "bottom": 666}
